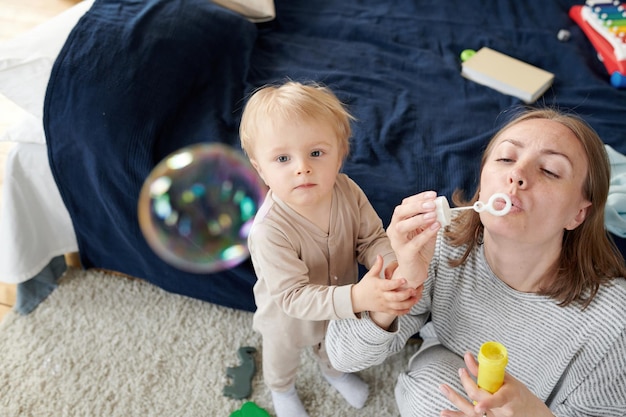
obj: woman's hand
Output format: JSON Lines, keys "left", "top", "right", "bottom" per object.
{"left": 438, "top": 352, "right": 555, "bottom": 417}
{"left": 387, "top": 190, "right": 440, "bottom": 289}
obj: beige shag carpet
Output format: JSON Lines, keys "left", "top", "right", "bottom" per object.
{"left": 0, "top": 268, "right": 419, "bottom": 416}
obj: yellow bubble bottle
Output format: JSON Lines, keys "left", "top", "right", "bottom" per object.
{"left": 477, "top": 341, "right": 508, "bottom": 393}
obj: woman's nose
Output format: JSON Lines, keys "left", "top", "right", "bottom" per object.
{"left": 508, "top": 168, "right": 526, "bottom": 188}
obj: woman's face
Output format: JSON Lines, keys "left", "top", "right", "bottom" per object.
{"left": 479, "top": 118, "right": 591, "bottom": 246}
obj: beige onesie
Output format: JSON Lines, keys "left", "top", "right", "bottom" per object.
{"left": 248, "top": 173, "right": 395, "bottom": 391}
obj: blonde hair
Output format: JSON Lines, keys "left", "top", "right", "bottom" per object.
{"left": 239, "top": 81, "right": 354, "bottom": 160}
{"left": 447, "top": 107, "right": 626, "bottom": 308}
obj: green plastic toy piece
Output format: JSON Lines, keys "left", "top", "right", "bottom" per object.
{"left": 460, "top": 48, "right": 476, "bottom": 62}
{"left": 230, "top": 401, "right": 271, "bottom": 417}
{"left": 223, "top": 346, "right": 257, "bottom": 399}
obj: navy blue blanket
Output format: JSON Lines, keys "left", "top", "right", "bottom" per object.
{"left": 46, "top": 0, "right": 626, "bottom": 311}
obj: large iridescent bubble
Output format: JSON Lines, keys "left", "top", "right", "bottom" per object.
{"left": 138, "top": 143, "right": 266, "bottom": 273}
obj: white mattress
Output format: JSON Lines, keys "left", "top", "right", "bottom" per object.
{"left": 0, "top": 142, "right": 78, "bottom": 283}
{"left": 0, "top": 2, "right": 93, "bottom": 283}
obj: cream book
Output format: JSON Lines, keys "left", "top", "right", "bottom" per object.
{"left": 461, "top": 47, "right": 554, "bottom": 104}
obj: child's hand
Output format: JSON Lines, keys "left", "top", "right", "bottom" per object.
{"left": 351, "top": 255, "right": 422, "bottom": 315}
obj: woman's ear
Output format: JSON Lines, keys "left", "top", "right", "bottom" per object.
{"left": 565, "top": 201, "right": 591, "bottom": 230}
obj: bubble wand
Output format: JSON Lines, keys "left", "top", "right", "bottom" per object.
{"left": 435, "top": 193, "right": 512, "bottom": 227}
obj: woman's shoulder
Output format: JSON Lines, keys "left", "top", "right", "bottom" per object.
{"left": 436, "top": 231, "right": 474, "bottom": 260}
{"left": 597, "top": 276, "right": 626, "bottom": 296}
{"left": 599, "top": 277, "right": 626, "bottom": 303}
{"left": 588, "top": 277, "right": 626, "bottom": 322}
{"left": 428, "top": 232, "right": 477, "bottom": 283}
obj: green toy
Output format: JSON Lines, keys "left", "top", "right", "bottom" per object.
{"left": 460, "top": 48, "right": 476, "bottom": 62}
{"left": 223, "top": 346, "right": 257, "bottom": 399}
{"left": 230, "top": 401, "right": 271, "bottom": 417}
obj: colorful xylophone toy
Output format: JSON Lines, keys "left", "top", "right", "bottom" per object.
{"left": 570, "top": 0, "right": 626, "bottom": 88}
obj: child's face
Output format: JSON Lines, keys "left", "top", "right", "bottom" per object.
{"left": 249, "top": 117, "right": 343, "bottom": 212}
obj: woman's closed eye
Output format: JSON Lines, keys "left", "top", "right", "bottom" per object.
{"left": 541, "top": 168, "right": 560, "bottom": 179}
{"left": 497, "top": 157, "right": 561, "bottom": 179}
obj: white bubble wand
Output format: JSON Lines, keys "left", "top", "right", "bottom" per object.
{"left": 435, "top": 192, "right": 512, "bottom": 227}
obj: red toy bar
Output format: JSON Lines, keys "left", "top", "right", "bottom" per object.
{"left": 570, "top": 1, "right": 626, "bottom": 88}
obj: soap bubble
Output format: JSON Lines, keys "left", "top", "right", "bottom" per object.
{"left": 138, "top": 143, "right": 266, "bottom": 273}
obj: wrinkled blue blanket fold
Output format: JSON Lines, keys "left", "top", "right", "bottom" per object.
{"left": 45, "top": 0, "right": 626, "bottom": 311}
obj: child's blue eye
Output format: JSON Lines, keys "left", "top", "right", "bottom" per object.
{"left": 311, "top": 150, "right": 322, "bottom": 157}
{"left": 277, "top": 155, "right": 289, "bottom": 162}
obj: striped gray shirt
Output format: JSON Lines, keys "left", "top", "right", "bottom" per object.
{"left": 326, "top": 233, "right": 626, "bottom": 416}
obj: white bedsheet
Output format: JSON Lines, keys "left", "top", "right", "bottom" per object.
{"left": 0, "top": 1, "right": 93, "bottom": 283}
{"left": 0, "top": 142, "right": 78, "bottom": 283}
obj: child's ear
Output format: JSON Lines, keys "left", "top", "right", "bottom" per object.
{"left": 250, "top": 159, "right": 266, "bottom": 184}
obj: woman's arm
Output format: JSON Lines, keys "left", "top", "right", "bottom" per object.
{"left": 326, "top": 309, "right": 429, "bottom": 373}
{"left": 386, "top": 191, "right": 440, "bottom": 289}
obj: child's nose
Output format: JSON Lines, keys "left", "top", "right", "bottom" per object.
{"left": 296, "top": 160, "right": 311, "bottom": 175}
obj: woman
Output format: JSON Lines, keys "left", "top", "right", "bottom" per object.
{"left": 325, "top": 108, "right": 626, "bottom": 417}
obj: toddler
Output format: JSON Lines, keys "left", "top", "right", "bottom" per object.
{"left": 240, "top": 81, "right": 417, "bottom": 417}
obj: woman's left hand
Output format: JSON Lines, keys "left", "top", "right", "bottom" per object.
{"left": 438, "top": 352, "right": 555, "bottom": 417}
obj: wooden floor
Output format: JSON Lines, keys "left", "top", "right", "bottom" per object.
{"left": 0, "top": 0, "right": 82, "bottom": 320}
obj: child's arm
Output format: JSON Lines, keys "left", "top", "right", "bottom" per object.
{"left": 351, "top": 255, "right": 421, "bottom": 318}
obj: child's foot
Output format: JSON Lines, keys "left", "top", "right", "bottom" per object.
{"left": 271, "top": 386, "right": 309, "bottom": 417}
{"left": 323, "top": 372, "right": 369, "bottom": 408}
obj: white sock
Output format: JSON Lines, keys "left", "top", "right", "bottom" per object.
{"left": 323, "top": 372, "right": 369, "bottom": 409}
{"left": 417, "top": 321, "right": 441, "bottom": 353}
{"left": 271, "top": 386, "right": 309, "bottom": 417}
